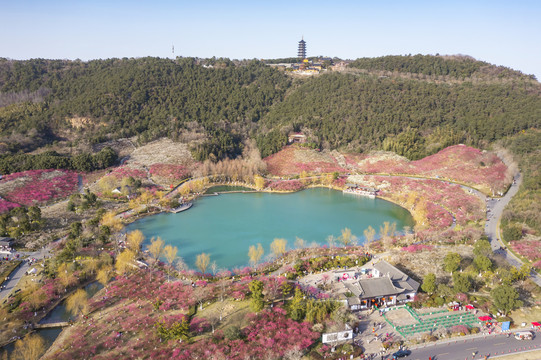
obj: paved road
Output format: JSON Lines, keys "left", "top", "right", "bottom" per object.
{"left": 0, "top": 246, "right": 51, "bottom": 300}
{"left": 386, "top": 169, "right": 541, "bottom": 360}
{"left": 399, "top": 332, "right": 541, "bottom": 360}
{"left": 485, "top": 174, "right": 520, "bottom": 254}
{"left": 484, "top": 173, "right": 541, "bottom": 287}
{"left": 358, "top": 171, "right": 541, "bottom": 287}
{"left": 78, "top": 174, "right": 84, "bottom": 194}
{"left": 0, "top": 259, "right": 27, "bottom": 301}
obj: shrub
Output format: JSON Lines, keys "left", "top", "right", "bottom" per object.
{"left": 503, "top": 224, "right": 523, "bottom": 242}
{"left": 155, "top": 314, "right": 190, "bottom": 341}
{"left": 0, "top": 169, "right": 79, "bottom": 206}
{"left": 224, "top": 325, "right": 243, "bottom": 340}
{"left": 450, "top": 324, "right": 470, "bottom": 335}
{"left": 401, "top": 244, "right": 433, "bottom": 253}
{"left": 268, "top": 180, "right": 305, "bottom": 191}
{"left": 0, "top": 199, "right": 20, "bottom": 214}
{"left": 149, "top": 164, "right": 191, "bottom": 180}
{"left": 423, "top": 334, "right": 438, "bottom": 342}
{"left": 510, "top": 239, "right": 541, "bottom": 261}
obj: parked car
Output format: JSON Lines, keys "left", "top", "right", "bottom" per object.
{"left": 392, "top": 349, "right": 411, "bottom": 358}
{"left": 515, "top": 331, "right": 534, "bottom": 340}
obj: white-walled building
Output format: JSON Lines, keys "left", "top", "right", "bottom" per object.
{"left": 336, "top": 260, "right": 420, "bottom": 310}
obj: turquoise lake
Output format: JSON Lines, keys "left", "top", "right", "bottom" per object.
{"left": 126, "top": 188, "right": 414, "bottom": 270}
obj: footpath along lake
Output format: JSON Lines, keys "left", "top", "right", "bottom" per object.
{"left": 126, "top": 188, "right": 414, "bottom": 270}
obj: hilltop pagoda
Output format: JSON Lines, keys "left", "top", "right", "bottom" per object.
{"left": 297, "top": 37, "right": 306, "bottom": 59}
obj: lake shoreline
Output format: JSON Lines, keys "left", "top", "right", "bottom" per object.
{"left": 125, "top": 185, "right": 415, "bottom": 270}
{"left": 123, "top": 182, "right": 416, "bottom": 231}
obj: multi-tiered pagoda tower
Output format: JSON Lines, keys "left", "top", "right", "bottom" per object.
{"left": 297, "top": 37, "right": 306, "bottom": 59}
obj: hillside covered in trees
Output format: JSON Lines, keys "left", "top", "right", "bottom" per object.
{"left": 261, "top": 71, "right": 540, "bottom": 158}
{"left": 348, "top": 54, "right": 537, "bottom": 80}
{"left": 0, "top": 55, "right": 539, "bottom": 162}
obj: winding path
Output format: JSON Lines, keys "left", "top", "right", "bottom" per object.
{"left": 351, "top": 170, "right": 541, "bottom": 286}
{"left": 376, "top": 171, "right": 541, "bottom": 286}
{"left": 77, "top": 174, "right": 84, "bottom": 194}
{"left": 485, "top": 173, "right": 541, "bottom": 286}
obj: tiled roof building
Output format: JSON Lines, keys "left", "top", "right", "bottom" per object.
{"left": 337, "top": 260, "right": 420, "bottom": 310}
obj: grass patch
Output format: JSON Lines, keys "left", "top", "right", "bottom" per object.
{"left": 509, "top": 304, "right": 541, "bottom": 328}
{"left": 0, "top": 260, "right": 22, "bottom": 286}
{"left": 195, "top": 299, "right": 251, "bottom": 334}
{"left": 204, "top": 185, "right": 253, "bottom": 194}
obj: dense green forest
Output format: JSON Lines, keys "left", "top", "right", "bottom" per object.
{"left": 501, "top": 130, "right": 541, "bottom": 239}
{"left": 0, "top": 55, "right": 539, "bottom": 162}
{"left": 0, "top": 146, "right": 117, "bottom": 174}
{"left": 262, "top": 72, "right": 541, "bottom": 158}
{"left": 0, "top": 57, "right": 290, "bottom": 154}
{"left": 349, "top": 54, "right": 536, "bottom": 80}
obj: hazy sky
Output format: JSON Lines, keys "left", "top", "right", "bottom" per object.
{"left": 1, "top": 0, "right": 540, "bottom": 79}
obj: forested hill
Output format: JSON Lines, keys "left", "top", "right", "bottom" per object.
{"left": 0, "top": 55, "right": 540, "bottom": 162}
{"left": 0, "top": 57, "right": 290, "bottom": 152}
{"left": 348, "top": 54, "right": 536, "bottom": 81}
{"left": 260, "top": 72, "right": 541, "bottom": 158}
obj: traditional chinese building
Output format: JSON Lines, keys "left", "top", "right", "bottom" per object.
{"left": 337, "top": 260, "right": 420, "bottom": 310}
{"left": 297, "top": 37, "right": 306, "bottom": 59}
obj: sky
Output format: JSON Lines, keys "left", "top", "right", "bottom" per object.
{"left": 1, "top": 0, "right": 540, "bottom": 79}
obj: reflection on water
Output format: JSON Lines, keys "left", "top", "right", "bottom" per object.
{"left": 40, "top": 281, "right": 104, "bottom": 324}
{"left": 1, "top": 272, "right": 105, "bottom": 356}
{"left": 127, "top": 188, "right": 414, "bottom": 270}
{"left": 1, "top": 327, "right": 63, "bottom": 356}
